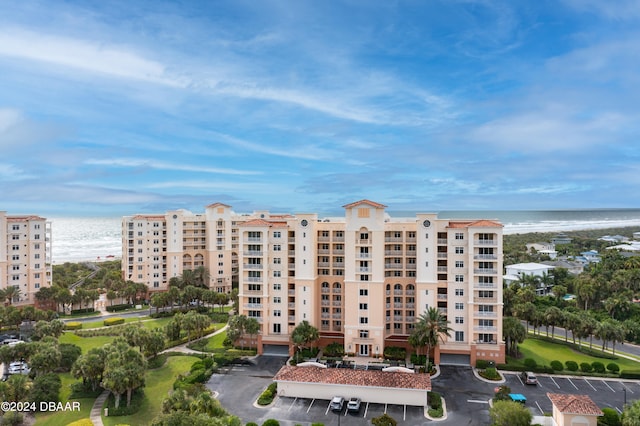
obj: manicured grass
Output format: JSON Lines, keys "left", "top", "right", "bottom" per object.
{"left": 205, "top": 330, "right": 227, "bottom": 351}
{"left": 34, "top": 373, "right": 95, "bottom": 426}
{"left": 79, "top": 316, "right": 170, "bottom": 330}
{"left": 102, "top": 355, "right": 199, "bottom": 426}
{"left": 59, "top": 332, "right": 115, "bottom": 354}
{"left": 507, "top": 338, "right": 640, "bottom": 371}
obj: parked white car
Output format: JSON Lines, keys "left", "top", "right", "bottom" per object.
{"left": 8, "top": 362, "right": 30, "bottom": 375}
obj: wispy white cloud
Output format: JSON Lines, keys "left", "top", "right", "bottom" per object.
{"left": 85, "top": 158, "right": 261, "bottom": 175}
{"left": 0, "top": 28, "right": 187, "bottom": 87}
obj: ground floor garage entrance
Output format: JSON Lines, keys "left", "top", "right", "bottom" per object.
{"left": 262, "top": 344, "right": 290, "bottom": 357}
{"left": 439, "top": 353, "right": 471, "bottom": 366}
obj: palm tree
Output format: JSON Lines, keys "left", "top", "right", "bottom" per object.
{"left": 291, "top": 320, "right": 319, "bottom": 361}
{"left": 193, "top": 266, "right": 210, "bottom": 288}
{"left": 2, "top": 286, "right": 21, "bottom": 305}
{"left": 544, "top": 306, "right": 564, "bottom": 338}
{"left": 410, "top": 307, "right": 452, "bottom": 368}
{"left": 502, "top": 316, "right": 526, "bottom": 357}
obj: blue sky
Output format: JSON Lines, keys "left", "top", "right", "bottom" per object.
{"left": 1, "top": 0, "right": 639, "bottom": 216}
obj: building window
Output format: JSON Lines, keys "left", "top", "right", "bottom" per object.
{"left": 455, "top": 233, "right": 464, "bottom": 240}
{"left": 360, "top": 330, "right": 369, "bottom": 338}
{"left": 455, "top": 303, "right": 464, "bottom": 310}
{"left": 273, "top": 231, "right": 281, "bottom": 238}
{"left": 455, "top": 261, "right": 464, "bottom": 268}
{"left": 455, "top": 288, "right": 464, "bottom": 296}
{"left": 455, "top": 316, "right": 464, "bottom": 324}
{"left": 274, "top": 271, "right": 281, "bottom": 277}
{"left": 273, "top": 283, "right": 281, "bottom": 291}
{"left": 359, "top": 289, "right": 368, "bottom": 296}
{"left": 274, "top": 258, "right": 281, "bottom": 264}
{"left": 455, "top": 247, "right": 464, "bottom": 254}
{"left": 360, "top": 275, "right": 369, "bottom": 281}
{"left": 359, "top": 317, "right": 368, "bottom": 324}
{"left": 455, "top": 331, "right": 464, "bottom": 342}
{"left": 273, "top": 324, "right": 281, "bottom": 333}
{"left": 455, "top": 275, "right": 464, "bottom": 282}
{"left": 273, "top": 244, "right": 281, "bottom": 251}
{"left": 274, "top": 310, "right": 281, "bottom": 317}
{"left": 359, "top": 303, "right": 368, "bottom": 310}
{"left": 273, "top": 297, "right": 281, "bottom": 304}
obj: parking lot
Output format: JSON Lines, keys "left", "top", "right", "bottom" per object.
{"left": 502, "top": 372, "right": 640, "bottom": 415}
{"left": 207, "top": 357, "right": 639, "bottom": 424}
{"left": 269, "top": 396, "right": 427, "bottom": 425}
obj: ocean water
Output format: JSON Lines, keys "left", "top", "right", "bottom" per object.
{"left": 48, "top": 210, "right": 640, "bottom": 264}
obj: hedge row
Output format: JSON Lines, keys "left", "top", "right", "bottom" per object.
{"left": 106, "top": 303, "right": 133, "bottom": 312}
{"left": 499, "top": 358, "right": 620, "bottom": 376}
{"left": 70, "top": 308, "right": 95, "bottom": 315}
{"left": 257, "top": 382, "right": 278, "bottom": 406}
{"left": 103, "top": 317, "right": 125, "bottom": 326}
{"left": 64, "top": 322, "right": 83, "bottom": 330}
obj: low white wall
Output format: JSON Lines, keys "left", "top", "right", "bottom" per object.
{"left": 277, "top": 381, "right": 427, "bottom": 406}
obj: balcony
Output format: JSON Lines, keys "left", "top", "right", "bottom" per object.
{"left": 332, "top": 313, "right": 342, "bottom": 319}
{"left": 385, "top": 264, "right": 402, "bottom": 270}
{"left": 288, "top": 303, "right": 296, "bottom": 308}
{"left": 244, "top": 237, "right": 262, "bottom": 243}
{"left": 476, "top": 282, "right": 498, "bottom": 289}
{"left": 437, "top": 238, "right": 448, "bottom": 244}
{"left": 288, "top": 316, "right": 295, "bottom": 322}
{"left": 243, "top": 251, "right": 263, "bottom": 256}
{"left": 358, "top": 253, "right": 371, "bottom": 259}
{"left": 321, "top": 300, "right": 330, "bottom": 306}
{"left": 288, "top": 289, "right": 296, "bottom": 295}
{"left": 243, "top": 264, "right": 263, "bottom": 270}
{"left": 321, "top": 288, "right": 330, "bottom": 294}
{"left": 385, "top": 237, "right": 403, "bottom": 242}
{"left": 474, "top": 254, "right": 498, "bottom": 260}
{"left": 475, "top": 311, "right": 497, "bottom": 318}
{"left": 243, "top": 303, "right": 263, "bottom": 309}
{"left": 318, "top": 236, "right": 330, "bottom": 242}
{"left": 332, "top": 301, "right": 342, "bottom": 307}
{"left": 359, "top": 267, "right": 371, "bottom": 273}
{"left": 475, "top": 239, "right": 497, "bottom": 246}
{"left": 384, "top": 250, "right": 402, "bottom": 255}
{"left": 246, "top": 277, "right": 262, "bottom": 283}
{"left": 474, "top": 268, "right": 497, "bottom": 275}
{"left": 437, "top": 294, "right": 447, "bottom": 300}
{"left": 318, "top": 262, "right": 330, "bottom": 267}
{"left": 474, "top": 326, "right": 497, "bottom": 332}
{"left": 321, "top": 313, "right": 330, "bottom": 319}
{"left": 393, "top": 315, "right": 403, "bottom": 322}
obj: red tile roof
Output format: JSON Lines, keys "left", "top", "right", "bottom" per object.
{"left": 242, "top": 219, "right": 273, "bottom": 227}
{"left": 274, "top": 365, "right": 431, "bottom": 391}
{"left": 206, "top": 202, "right": 231, "bottom": 208}
{"left": 547, "top": 393, "right": 603, "bottom": 416}
{"left": 342, "top": 200, "right": 388, "bottom": 209}
{"left": 7, "top": 215, "right": 46, "bottom": 221}
{"left": 447, "top": 220, "right": 502, "bottom": 228}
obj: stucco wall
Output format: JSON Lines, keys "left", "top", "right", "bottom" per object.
{"left": 276, "top": 381, "right": 428, "bottom": 406}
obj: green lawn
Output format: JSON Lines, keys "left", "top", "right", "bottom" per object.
{"left": 34, "top": 373, "right": 95, "bottom": 426}
{"left": 507, "top": 338, "right": 640, "bottom": 371}
{"left": 78, "top": 316, "right": 170, "bottom": 330}
{"left": 102, "top": 355, "right": 199, "bottom": 426}
{"left": 60, "top": 332, "right": 116, "bottom": 354}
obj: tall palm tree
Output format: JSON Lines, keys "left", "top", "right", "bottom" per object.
{"left": 2, "top": 286, "right": 20, "bottom": 306}
{"left": 193, "top": 266, "right": 211, "bottom": 288}
{"left": 410, "top": 307, "right": 452, "bottom": 368}
{"left": 291, "top": 320, "right": 319, "bottom": 361}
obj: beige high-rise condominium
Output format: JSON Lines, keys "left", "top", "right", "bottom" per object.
{"left": 123, "top": 200, "right": 505, "bottom": 364}
{"left": 0, "top": 212, "right": 52, "bottom": 306}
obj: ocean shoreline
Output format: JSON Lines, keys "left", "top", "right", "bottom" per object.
{"left": 49, "top": 222, "right": 640, "bottom": 265}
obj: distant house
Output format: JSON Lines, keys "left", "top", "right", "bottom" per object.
{"left": 552, "top": 233, "right": 572, "bottom": 245}
{"left": 606, "top": 242, "right": 640, "bottom": 252}
{"left": 634, "top": 231, "right": 640, "bottom": 239}
{"left": 504, "top": 262, "right": 555, "bottom": 295}
{"left": 546, "top": 393, "right": 603, "bottom": 426}
{"left": 526, "top": 242, "right": 558, "bottom": 259}
{"left": 575, "top": 250, "right": 600, "bottom": 264}
{"left": 542, "top": 260, "right": 584, "bottom": 275}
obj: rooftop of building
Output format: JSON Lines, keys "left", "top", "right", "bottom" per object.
{"left": 546, "top": 393, "right": 603, "bottom": 416}
{"left": 274, "top": 364, "right": 431, "bottom": 391}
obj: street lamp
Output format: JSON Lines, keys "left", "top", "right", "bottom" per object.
{"left": 624, "top": 388, "right": 627, "bottom": 407}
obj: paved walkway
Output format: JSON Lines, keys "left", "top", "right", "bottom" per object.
{"left": 89, "top": 390, "right": 110, "bottom": 426}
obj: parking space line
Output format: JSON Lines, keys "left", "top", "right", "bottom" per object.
{"left": 549, "top": 376, "right": 560, "bottom": 389}
{"left": 622, "top": 382, "right": 634, "bottom": 394}
{"left": 567, "top": 378, "right": 579, "bottom": 390}
{"left": 384, "top": 403, "right": 388, "bottom": 414}
{"left": 535, "top": 401, "right": 544, "bottom": 415}
{"left": 517, "top": 375, "right": 524, "bottom": 386}
{"left": 404, "top": 404, "right": 407, "bottom": 421}
{"left": 289, "top": 397, "right": 298, "bottom": 412}
{"left": 363, "top": 402, "right": 369, "bottom": 418}
{"left": 306, "top": 399, "right": 315, "bottom": 413}
{"left": 324, "top": 401, "right": 330, "bottom": 415}
{"left": 602, "top": 380, "right": 616, "bottom": 392}
{"left": 584, "top": 378, "right": 597, "bottom": 391}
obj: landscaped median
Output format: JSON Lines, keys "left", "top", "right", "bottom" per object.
{"left": 498, "top": 336, "right": 640, "bottom": 379}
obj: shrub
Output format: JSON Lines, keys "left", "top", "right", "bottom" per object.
{"left": 428, "top": 391, "right": 442, "bottom": 409}
{"left": 246, "top": 423, "right": 259, "bottom": 426}
{"left": 607, "top": 363, "right": 620, "bottom": 374}
{"left": 30, "top": 373, "right": 62, "bottom": 408}
{"left": 580, "top": 362, "right": 593, "bottom": 373}
{"left": 257, "top": 382, "right": 278, "bottom": 406}
{"left": 59, "top": 343, "right": 82, "bottom": 372}
{"left": 550, "top": 360, "right": 563, "bottom": 371}
{"left": 481, "top": 367, "right": 501, "bottom": 380}
{"left": 106, "top": 303, "right": 132, "bottom": 312}
{"left": 476, "top": 359, "right": 489, "bottom": 369}
{"left": 565, "top": 361, "right": 579, "bottom": 371}
{"left": 383, "top": 346, "right": 406, "bottom": 361}
{"left": 620, "top": 370, "right": 640, "bottom": 379}
{"left": 262, "top": 420, "right": 280, "bottom": 426}
{"left": 323, "top": 342, "right": 344, "bottom": 358}
{"left": 592, "top": 361, "right": 606, "bottom": 374}
{"left": 494, "top": 385, "right": 512, "bottom": 401}
{"left": 523, "top": 358, "right": 537, "bottom": 369}
{"left": 70, "top": 308, "right": 95, "bottom": 315}
{"left": 601, "top": 407, "right": 621, "bottom": 426}
{"left": 104, "top": 317, "right": 125, "bottom": 326}
{"left": 65, "top": 321, "right": 82, "bottom": 330}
